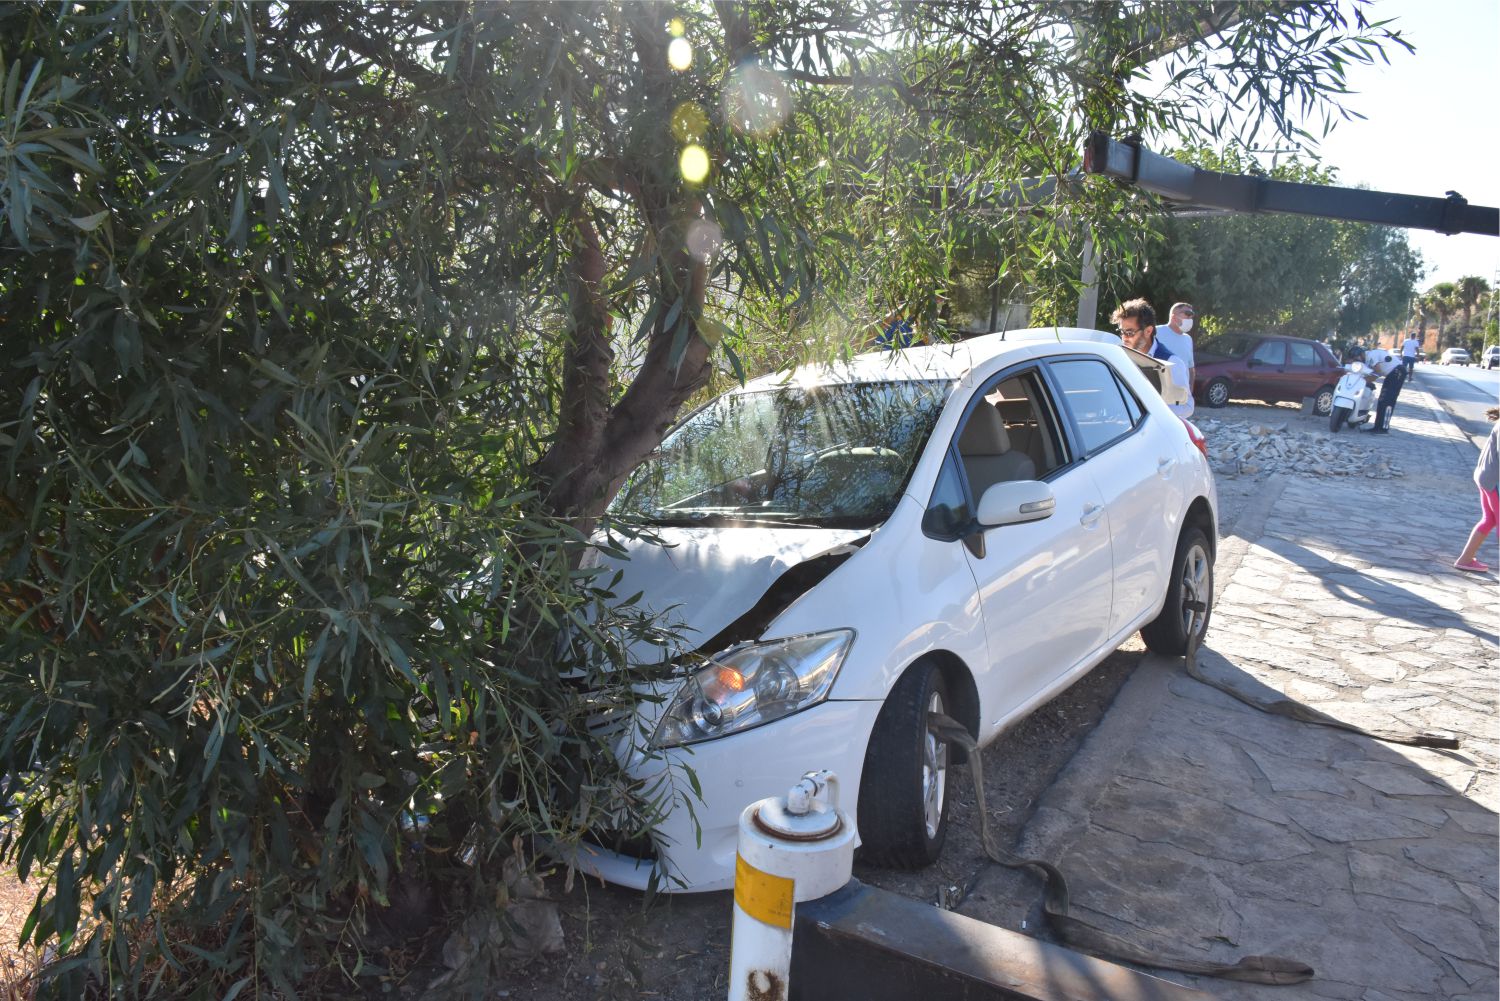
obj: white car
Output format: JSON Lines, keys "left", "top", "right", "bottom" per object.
{"left": 1483, "top": 345, "right": 1499, "bottom": 370}
{"left": 580, "top": 329, "right": 1218, "bottom": 891}
{"left": 1440, "top": 347, "right": 1472, "bottom": 366}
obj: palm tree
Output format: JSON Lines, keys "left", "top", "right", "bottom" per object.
{"left": 1455, "top": 276, "right": 1491, "bottom": 335}
{"left": 1412, "top": 295, "right": 1429, "bottom": 343}
{"left": 1428, "top": 282, "right": 1459, "bottom": 348}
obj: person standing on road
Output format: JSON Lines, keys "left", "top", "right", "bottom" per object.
{"left": 1155, "top": 302, "right": 1198, "bottom": 392}
{"left": 1400, "top": 332, "right": 1421, "bottom": 380}
{"left": 1364, "top": 345, "right": 1406, "bottom": 433}
{"left": 1112, "top": 298, "right": 1194, "bottom": 417}
{"left": 1454, "top": 408, "right": 1499, "bottom": 572}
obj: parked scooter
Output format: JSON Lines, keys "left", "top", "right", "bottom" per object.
{"left": 1329, "top": 361, "right": 1376, "bottom": 432}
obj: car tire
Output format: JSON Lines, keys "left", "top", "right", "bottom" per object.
{"left": 857, "top": 662, "right": 954, "bottom": 869}
{"left": 1141, "top": 525, "right": 1214, "bottom": 657}
{"left": 1313, "top": 385, "right": 1335, "bottom": 416}
{"left": 1330, "top": 405, "right": 1349, "bottom": 433}
{"left": 1204, "top": 378, "right": 1230, "bottom": 408}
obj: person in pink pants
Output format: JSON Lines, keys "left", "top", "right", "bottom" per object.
{"left": 1455, "top": 408, "right": 1499, "bottom": 572}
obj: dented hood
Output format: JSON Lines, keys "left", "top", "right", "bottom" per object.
{"left": 597, "top": 526, "right": 869, "bottom": 660}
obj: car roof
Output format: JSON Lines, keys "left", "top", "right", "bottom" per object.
{"left": 732, "top": 327, "right": 1121, "bottom": 392}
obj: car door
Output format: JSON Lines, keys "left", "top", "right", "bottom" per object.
{"left": 932, "top": 366, "right": 1114, "bottom": 719}
{"left": 1242, "top": 339, "right": 1288, "bottom": 399}
{"left": 1046, "top": 356, "right": 1177, "bottom": 637}
{"left": 1284, "top": 340, "right": 1329, "bottom": 399}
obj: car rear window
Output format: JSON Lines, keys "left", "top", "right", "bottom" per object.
{"left": 1196, "top": 333, "right": 1254, "bottom": 359}
{"left": 1289, "top": 342, "right": 1320, "bottom": 366}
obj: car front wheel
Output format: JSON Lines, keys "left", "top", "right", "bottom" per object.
{"left": 857, "top": 662, "right": 954, "bottom": 869}
{"left": 1204, "top": 378, "right": 1231, "bottom": 408}
{"left": 1313, "top": 385, "right": 1335, "bottom": 416}
{"left": 1141, "top": 525, "right": 1214, "bottom": 656}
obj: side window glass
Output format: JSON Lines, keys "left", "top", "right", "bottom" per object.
{"left": 952, "top": 368, "right": 1069, "bottom": 504}
{"left": 1049, "top": 359, "right": 1136, "bottom": 455}
{"left": 1253, "top": 341, "right": 1286, "bottom": 365}
{"left": 1118, "top": 374, "right": 1145, "bottom": 425}
{"left": 923, "top": 451, "right": 971, "bottom": 539}
{"left": 1288, "top": 342, "right": 1318, "bottom": 366}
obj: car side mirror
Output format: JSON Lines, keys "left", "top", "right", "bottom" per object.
{"left": 1245, "top": 358, "right": 1259, "bottom": 367}
{"left": 975, "top": 480, "right": 1055, "bottom": 529}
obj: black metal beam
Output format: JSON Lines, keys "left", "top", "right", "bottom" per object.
{"left": 1084, "top": 131, "right": 1500, "bottom": 237}
{"left": 789, "top": 879, "right": 1216, "bottom": 1001}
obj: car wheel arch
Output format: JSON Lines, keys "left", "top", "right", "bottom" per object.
{"left": 1185, "top": 496, "right": 1217, "bottom": 560}
{"left": 891, "top": 649, "right": 979, "bottom": 763}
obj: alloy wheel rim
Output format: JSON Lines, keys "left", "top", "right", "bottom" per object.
{"left": 1209, "top": 383, "right": 1228, "bottom": 406}
{"left": 1180, "top": 543, "right": 1211, "bottom": 639}
{"left": 1316, "top": 389, "right": 1333, "bottom": 413}
{"left": 923, "top": 690, "right": 948, "bottom": 838}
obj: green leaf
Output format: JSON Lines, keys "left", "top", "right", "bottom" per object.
{"left": 69, "top": 210, "right": 108, "bottom": 231}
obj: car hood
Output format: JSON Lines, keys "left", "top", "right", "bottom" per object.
{"left": 590, "top": 526, "right": 870, "bottom": 661}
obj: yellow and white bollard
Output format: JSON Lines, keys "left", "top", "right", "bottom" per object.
{"left": 727, "top": 769, "right": 857, "bottom": 1001}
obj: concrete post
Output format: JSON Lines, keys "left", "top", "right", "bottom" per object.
{"left": 727, "top": 770, "right": 856, "bottom": 1001}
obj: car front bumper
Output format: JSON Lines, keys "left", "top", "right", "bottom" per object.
{"left": 569, "top": 698, "right": 883, "bottom": 893}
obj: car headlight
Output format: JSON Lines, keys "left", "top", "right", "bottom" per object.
{"left": 652, "top": 630, "right": 853, "bottom": 748}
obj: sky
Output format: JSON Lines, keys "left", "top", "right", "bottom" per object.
{"left": 1300, "top": 0, "right": 1499, "bottom": 288}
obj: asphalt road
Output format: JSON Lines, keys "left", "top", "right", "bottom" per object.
{"left": 1414, "top": 360, "right": 1500, "bottom": 446}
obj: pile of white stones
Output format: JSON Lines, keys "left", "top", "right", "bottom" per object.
{"left": 1194, "top": 419, "right": 1403, "bottom": 479}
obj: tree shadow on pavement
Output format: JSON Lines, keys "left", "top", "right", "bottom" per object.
{"left": 1256, "top": 535, "right": 1494, "bottom": 645}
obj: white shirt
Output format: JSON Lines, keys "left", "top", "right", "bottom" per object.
{"left": 1164, "top": 355, "right": 1194, "bottom": 418}
{"left": 1155, "top": 325, "right": 1195, "bottom": 369}
{"left": 1401, "top": 337, "right": 1420, "bottom": 359}
{"left": 1364, "top": 348, "right": 1402, "bottom": 377}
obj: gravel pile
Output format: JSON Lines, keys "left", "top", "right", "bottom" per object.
{"left": 1195, "top": 419, "right": 1404, "bottom": 479}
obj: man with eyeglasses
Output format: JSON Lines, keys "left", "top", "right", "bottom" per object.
{"left": 1111, "top": 298, "right": 1194, "bottom": 418}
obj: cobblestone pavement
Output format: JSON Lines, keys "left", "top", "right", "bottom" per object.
{"left": 990, "top": 383, "right": 1498, "bottom": 1000}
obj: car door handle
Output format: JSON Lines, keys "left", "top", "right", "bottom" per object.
{"left": 1157, "top": 456, "right": 1176, "bottom": 477}
{"left": 1080, "top": 503, "right": 1104, "bottom": 527}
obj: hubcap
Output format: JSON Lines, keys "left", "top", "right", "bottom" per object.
{"left": 1209, "top": 382, "right": 1228, "bottom": 406}
{"left": 1316, "top": 389, "right": 1333, "bottom": 414}
{"left": 922, "top": 691, "right": 948, "bottom": 839}
{"left": 1180, "top": 543, "right": 1211, "bottom": 639}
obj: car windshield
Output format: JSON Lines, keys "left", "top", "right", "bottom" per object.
{"left": 610, "top": 379, "right": 952, "bottom": 528}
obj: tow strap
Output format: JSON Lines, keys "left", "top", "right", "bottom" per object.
{"left": 1177, "top": 600, "right": 1459, "bottom": 750}
{"left": 929, "top": 609, "right": 1460, "bottom": 984}
{"left": 928, "top": 711, "right": 1315, "bottom": 985}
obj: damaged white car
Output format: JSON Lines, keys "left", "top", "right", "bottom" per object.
{"left": 579, "top": 328, "right": 1217, "bottom": 891}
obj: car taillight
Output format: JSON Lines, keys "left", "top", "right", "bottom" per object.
{"left": 1180, "top": 417, "right": 1208, "bottom": 458}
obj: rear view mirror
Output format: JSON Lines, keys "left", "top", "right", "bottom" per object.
{"left": 975, "top": 480, "right": 1055, "bottom": 528}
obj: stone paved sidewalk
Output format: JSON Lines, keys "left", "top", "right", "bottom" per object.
{"left": 989, "top": 382, "right": 1498, "bottom": 999}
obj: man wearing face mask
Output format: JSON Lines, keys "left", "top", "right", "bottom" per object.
{"left": 1111, "top": 298, "right": 1194, "bottom": 418}
{"left": 1154, "top": 302, "right": 1197, "bottom": 392}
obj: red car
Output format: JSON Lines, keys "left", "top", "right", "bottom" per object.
{"left": 1192, "top": 333, "right": 1344, "bottom": 415}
